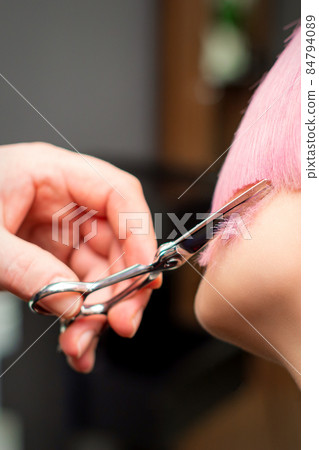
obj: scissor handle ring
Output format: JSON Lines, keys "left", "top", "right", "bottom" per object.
{"left": 29, "top": 270, "right": 160, "bottom": 320}
{"left": 29, "top": 280, "right": 89, "bottom": 315}
{"left": 58, "top": 273, "right": 158, "bottom": 332}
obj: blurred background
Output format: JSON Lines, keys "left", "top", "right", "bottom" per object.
{"left": 0, "top": 1, "right": 300, "bottom": 449}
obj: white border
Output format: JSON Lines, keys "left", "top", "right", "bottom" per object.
{"left": 301, "top": 0, "right": 319, "bottom": 448}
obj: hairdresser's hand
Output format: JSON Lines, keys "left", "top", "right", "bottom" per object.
{"left": 0, "top": 143, "right": 161, "bottom": 372}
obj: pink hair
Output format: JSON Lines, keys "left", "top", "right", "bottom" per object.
{"left": 200, "top": 26, "right": 300, "bottom": 266}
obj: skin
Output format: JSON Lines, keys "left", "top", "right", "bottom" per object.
{"left": 0, "top": 142, "right": 161, "bottom": 373}
{"left": 1, "top": 142, "right": 301, "bottom": 384}
{"left": 195, "top": 190, "right": 301, "bottom": 387}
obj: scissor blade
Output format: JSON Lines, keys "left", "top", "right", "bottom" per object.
{"left": 174, "top": 179, "right": 272, "bottom": 259}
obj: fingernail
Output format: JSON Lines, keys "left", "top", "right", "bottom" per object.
{"left": 77, "top": 330, "right": 96, "bottom": 358}
{"left": 66, "top": 355, "right": 76, "bottom": 370}
{"left": 67, "top": 337, "right": 99, "bottom": 373}
{"left": 130, "top": 308, "right": 144, "bottom": 337}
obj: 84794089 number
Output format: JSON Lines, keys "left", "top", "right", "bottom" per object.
{"left": 306, "top": 15, "right": 316, "bottom": 75}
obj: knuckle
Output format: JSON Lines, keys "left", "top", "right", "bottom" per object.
{"left": 127, "top": 174, "right": 143, "bottom": 192}
{"left": 4, "top": 253, "right": 36, "bottom": 298}
{"left": 30, "top": 141, "right": 50, "bottom": 149}
{"left": 27, "top": 142, "right": 54, "bottom": 156}
{"left": 4, "top": 250, "right": 64, "bottom": 299}
{"left": 115, "top": 174, "right": 144, "bottom": 201}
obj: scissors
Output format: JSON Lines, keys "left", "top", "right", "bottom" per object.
{"left": 29, "top": 179, "right": 271, "bottom": 330}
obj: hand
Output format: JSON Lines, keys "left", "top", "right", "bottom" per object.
{"left": 0, "top": 142, "right": 161, "bottom": 372}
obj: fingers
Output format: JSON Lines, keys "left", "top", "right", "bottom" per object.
{"left": 1, "top": 144, "right": 162, "bottom": 374}
{"left": 106, "top": 182, "right": 158, "bottom": 267}
{"left": 61, "top": 243, "right": 119, "bottom": 370}
{"left": 56, "top": 151, "right": 159, "bottom": 266}
{"left": 59, "top": 315, "right": 107, "bottom": 373}
{"left": 67, "top": 337, "right": 99, "bottom": 373}
{"left": 107, "top": 287, "right": 152, "bottom": 337}
{"left": 0, "top": 228, "right": 81, "bottom": 318}
{"left": 70, "top": 230, "right": 160, "bottom": 338}
{"left": 60, "top": 242, "right": 155, "bottom": 372}
{"left": 30, "top": 146, "right": 162, "bottom": 332}
{"left": 59, "top": 288, "right": 152, "bottom": 373}
{"left": 80, "top": 219, "right": 114, "bottom": 259}
{"left": 18, "top": 223, "right": 72, "bottom": 263}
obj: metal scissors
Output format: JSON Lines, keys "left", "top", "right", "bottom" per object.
{"left": 29, "top": 179, "right": 271, "bottom": 330}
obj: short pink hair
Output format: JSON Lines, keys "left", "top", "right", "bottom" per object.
{"left": 200, "top": 26, "right": 300, "bottom": 265}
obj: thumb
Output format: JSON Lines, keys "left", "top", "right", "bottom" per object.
{"left": 0, "top": 228, "right": 81, "bottom": 318}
